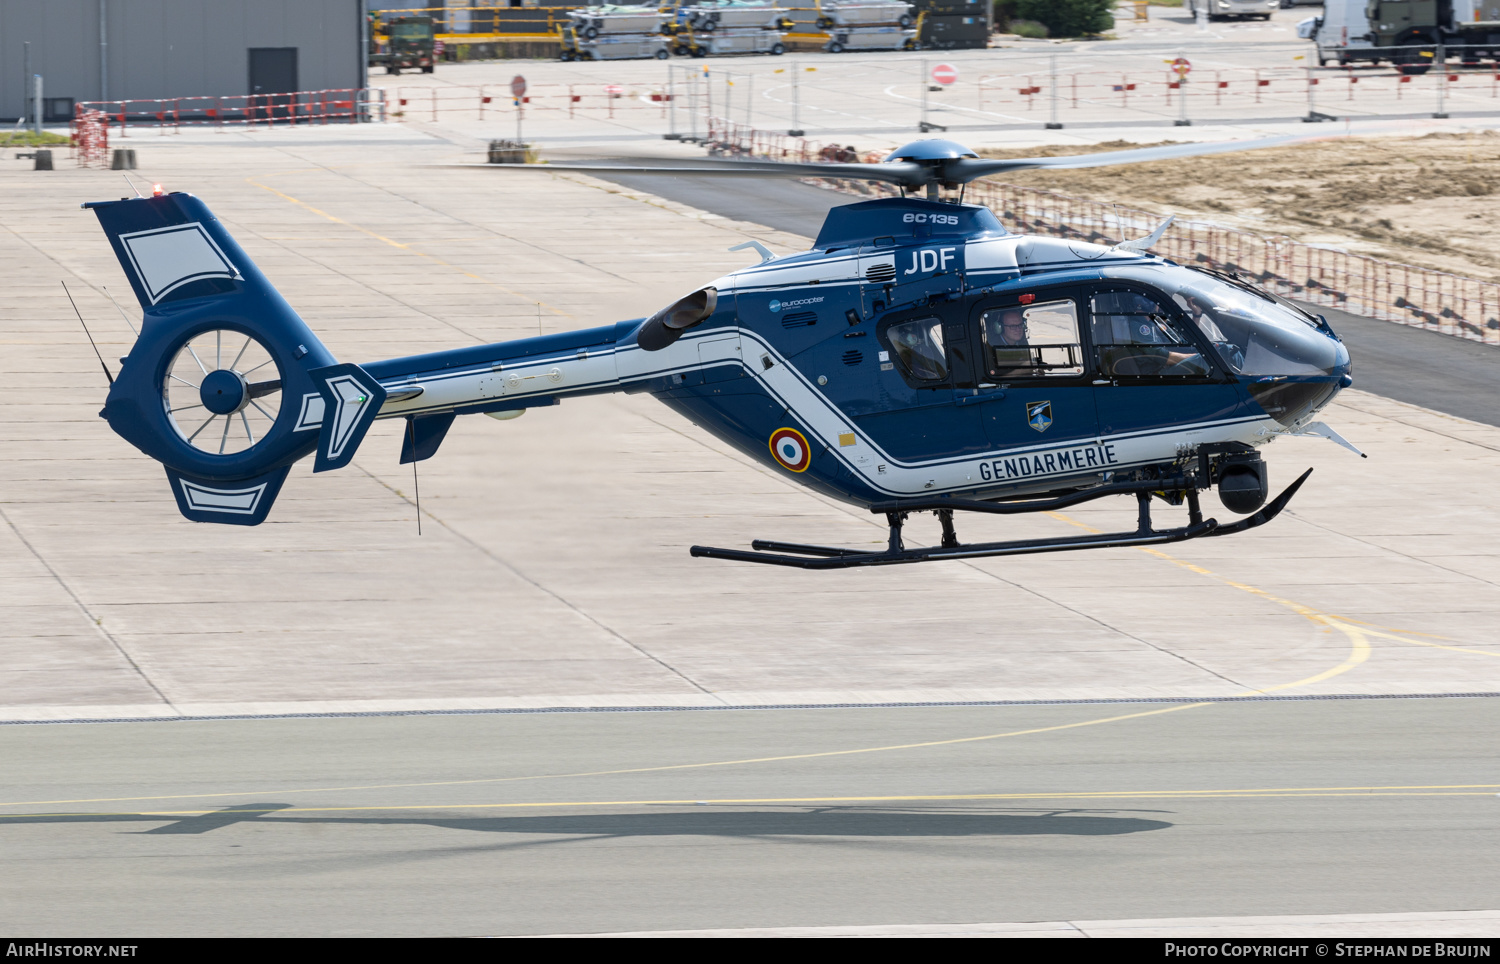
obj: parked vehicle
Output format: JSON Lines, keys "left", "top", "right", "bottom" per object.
{"left": 682, "top": 0, "right": 790, "bottom": 29}
{"left": 812, "top": 0, "right": 919, "bottom": 50}
{"left": 378, "top": 16, "right": 436, "bottom": 75}
{"left": 1298, "top": 0, "right": 1375, "bottom": 63}
{"left": 1185, "top": 0, "right": 1280, "bottom": 20}
{"left": 560, "top": 5, "right": 671, "bottom": 61}
{"left": 1299, "top": 0, "right": 1500, "bottom": 69}
{"left": 825, "top": 24, "right": 920, "bottom": 50}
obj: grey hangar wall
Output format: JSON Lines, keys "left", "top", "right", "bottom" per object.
{"left": 1, "top": 0, "right": 365, "bottom": 122}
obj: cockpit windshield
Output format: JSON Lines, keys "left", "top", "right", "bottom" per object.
{"left": 1104, "top": 265, "right": 1348, "bottom": 378}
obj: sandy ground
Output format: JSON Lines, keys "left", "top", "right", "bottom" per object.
{"left": 978, "top": 131, "right": 1500, "bottom": 279}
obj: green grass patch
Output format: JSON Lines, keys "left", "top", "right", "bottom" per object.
{"left": 0, "top": 130, "right": 72, "bottom": 147}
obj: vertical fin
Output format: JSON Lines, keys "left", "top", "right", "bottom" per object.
{"left": 310, "top": 363, "right": 387, "bottom": 473}
{"left": 400, "top": 412, "right": 457, "bottom": 464}
{"left": 165, "top": 465, "right": 292, "bottom": 526}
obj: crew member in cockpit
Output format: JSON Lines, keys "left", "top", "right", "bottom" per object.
{"left": 995, "top": 309, "right": 1027, "bottom": 346}
{"left": 988, "top": 308, "right": 1034, "bottom": 372}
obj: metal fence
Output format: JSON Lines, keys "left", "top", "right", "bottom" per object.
{"left": 73, "top": 89, "right": 387, "bottom": 134}
{"left": 371, "top": 4, "right": 570, "bottom": 39}
{"left": 972, "top": 61, "right": 1494, "bottom": 122}
{"left": 707, "top": 124, "right": 1500, "bottom": 345}
{"left": 387, "top": 83, "right": 673, "bottom": 121}
{"left": 971, "top": 181, "right": 1500, "bottom": 344}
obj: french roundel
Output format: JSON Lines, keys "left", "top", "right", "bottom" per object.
{"left": 769, "top": 427, "right": 812, "bottom": 473}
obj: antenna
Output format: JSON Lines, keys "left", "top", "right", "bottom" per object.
{"left": 121, "top": 173, "right": 146, "bottom": 198}
{"left": 537, "top": 302, "right": 542, "bottom": 338}
{"left": 101, "top": 285, "right": 139, "bottom": 336}
{"left": 406, "top": 416, "right": 422, "bottom": 536}
{"left": 62, "top": 281, "right": 113, "bottom": 386}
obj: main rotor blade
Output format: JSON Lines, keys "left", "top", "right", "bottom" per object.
{"left": 945, "top": 134, "right": 1315, "bottom": 182}
{"left": 488, "top": 159, "right": 929, "bottom": 188}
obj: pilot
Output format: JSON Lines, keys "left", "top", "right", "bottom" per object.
{"left": 988, "top": 308, "right": 1033, "bottom": 372}
{"left": 1177, "top": 292, "right": 1244, "bottom": 372}
{"left": 992, "top": 309, "right": 1027, "bottom": 346}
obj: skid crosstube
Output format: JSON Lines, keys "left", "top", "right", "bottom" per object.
{"left": 689, "top": 469, "right": 1313, "bottom": 569}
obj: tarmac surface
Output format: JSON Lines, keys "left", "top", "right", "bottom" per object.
{"left": 2, "top": 81, "right": 1498, "bottom": 934}
{"left": 4, "top": 696, "right": 1500, "bottom": 937}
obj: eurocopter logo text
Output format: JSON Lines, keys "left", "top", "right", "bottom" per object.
{"left": 769, "top": 296, "right": 825, "bottom": 313}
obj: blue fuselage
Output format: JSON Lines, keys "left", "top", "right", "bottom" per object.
{"left": 365, "top": 197, "right": 1352, "bottom": 508}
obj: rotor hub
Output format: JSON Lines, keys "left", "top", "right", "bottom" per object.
{"left": 199, "top": 369, "right": 249, "bottom": 415}
{"left": 882, "top": 138, "right": 978, "bottom": 163}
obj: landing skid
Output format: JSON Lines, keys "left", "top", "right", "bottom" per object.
{"left": 690, "top": 470, "right": 1312, "bottom": 569}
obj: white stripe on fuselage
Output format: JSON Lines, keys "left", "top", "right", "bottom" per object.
{"left": 373, "top": 326, "right": 1278, "bottom": 500}
{"left": 368, "top": 237, "right": 1270, "bottom": 498}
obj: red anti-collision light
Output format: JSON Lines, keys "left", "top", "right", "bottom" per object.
{"left": 1019, "top": 293, "right": 1035, "bottom": 305}
{"left": 151, "top": 183, "right": 164, "bottom": 197}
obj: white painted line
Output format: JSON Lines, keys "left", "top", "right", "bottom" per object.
{"left": 512, "top": 909, "right": 1500, "bottom": 938}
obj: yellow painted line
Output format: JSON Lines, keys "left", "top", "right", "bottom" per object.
{"left": 1133, "top": 535, "right": 1498, "bottom": 668}
{"left": 0, "top": 702, "right": 1206, "bottom": 810}
{"left": 5, "top": 783, "right": 1499, "bottom": 820}
{"left": 245, "top": 175, "right": 572, "bottom": 320}
{"left": 1335, "top": 615, "right": 1457, "bottom": 641}
{"left": 1045, "top": 512, "right": 1493, "bottom": 666}
{"left": 1354, "top": 626, "right": 1500, "bottom": 660}
{"left": 0, "top": 528, "right": 1418, "bottom": 813}
{"left": 1045, "top": 511, "right": 1373, "bottom": 695}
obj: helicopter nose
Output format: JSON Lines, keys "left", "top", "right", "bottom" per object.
{"left": 1240, "top": 322, "right": 1352, "bottom": 427}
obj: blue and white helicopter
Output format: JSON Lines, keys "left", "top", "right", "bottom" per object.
{"left": 84, "top": 137, "right": 1357, "bottom": 568}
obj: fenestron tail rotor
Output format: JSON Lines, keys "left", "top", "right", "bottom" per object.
{"left": 162, "top": 329, "right": 284, "bottom": 457}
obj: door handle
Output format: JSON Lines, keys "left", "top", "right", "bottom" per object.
{"left": 956, "top": 390, "right": 1006, "bottom": 407}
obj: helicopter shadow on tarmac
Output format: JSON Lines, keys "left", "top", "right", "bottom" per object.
{"left": 4, "top": 803, "right": 1174, "bottom": 841}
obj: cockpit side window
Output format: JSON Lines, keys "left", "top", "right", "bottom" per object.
{"left": 886, "top": 316, "right": 948, "bottom": 381}
{"left": 1089, "top": 290, "right": 1212, "bottom": 379}
{"left": 979, "top": 299, "right": 1084, "bottom": 379}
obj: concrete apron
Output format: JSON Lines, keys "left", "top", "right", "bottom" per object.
{"left": 0, "top": 125, "right": 1496, "bottom": 722}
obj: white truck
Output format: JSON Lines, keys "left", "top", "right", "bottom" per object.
{"left": 1185, "top": 0, "right": 1280, "bottom": 20}
{"left": 1298, "top": 0, "right": 1375, "bottom": 63}
{"left": 561, "top": 5, "right": 671, "bottom": 61}
{"left": 1300, "top": 0, "right": 1500, "bottom": 67}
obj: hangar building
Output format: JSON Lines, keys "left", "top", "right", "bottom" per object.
{"left": 1, "top": 0, "right": 364, "bottom": 123}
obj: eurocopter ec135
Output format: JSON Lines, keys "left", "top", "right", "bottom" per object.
{"left": 83, "top": 137, "right": 1357, "bottom": 568}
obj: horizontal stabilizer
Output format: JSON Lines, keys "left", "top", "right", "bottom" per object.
{"left": 165, "top": 465, "right": 291, "bottom": 526}
{"left": 311, "top": 363, "right": 387, "bottom": 473}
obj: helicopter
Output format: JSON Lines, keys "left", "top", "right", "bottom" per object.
{"left": 83, "top": 137, "right": 1358, "bottom": 569}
